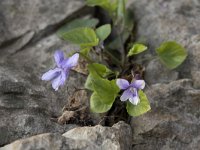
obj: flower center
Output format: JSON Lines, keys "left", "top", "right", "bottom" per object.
{"left": 130, "top": 87, "right": 135, "bottom": 93}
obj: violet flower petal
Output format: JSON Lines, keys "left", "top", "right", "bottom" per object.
{"left": 42, "top": 50, "right": 79, "bottom": 91}
{"left": 41, "top": 68, "right": 60, "bottom": 81}
{"left": 51, "top": 75, "right": 62, "bottom": 91}
{"left": 129, "top": 91, "right": 140, "bottom": 105}
{"left": 54, "top": 50, "right": 64, "bottom": 67}
{"left": 120, "top": 89, "right": 132, "bottom": 101}
{"left": 62, "top": 53, "right": 79, "bottom": 69}
{"left": 129, "top": 95, "right": 140, "bottom": 105}
{"left": 61, "top": 70, "right": 68, "bottom": 85}
{"left": 116, "top": 79, "right": 130, "bottom": 90}
{"left": 131, "top": 80, "right": 145, "bottom": 89}
{"left": 51, "top": 70, "right": 68, "bottom": 91}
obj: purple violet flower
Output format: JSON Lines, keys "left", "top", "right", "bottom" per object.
{"left": 116, "top": 78, "right": 145, "bottom": 105}
{"left": 42, "top": 50, "right": 79, "bottom": 91}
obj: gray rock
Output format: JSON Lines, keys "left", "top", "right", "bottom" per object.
{"left": 63, "top": 121, "right": 132, "bottom": 150}
{"left": 126, "top": 2, "right": 200, "bottom": 148}
{"left": 145, "top": 59, "right": 179, "bottom": 84}
{"left": 0, "top": 0, "right": 84, "bottom": 45}
{"left": 0, "top": 31, "right": 35, "bottom": 59}
{"left": 128, "top": 0, "right": 200, "bottom": 84}
{"left": 131, "top": 79, "right": 200, "bottom": 149}
{"left": 0, "top": 121, "right": 132, "bottom": 150}
{"left": 1, "top": 0, "right": 200, "bottom": 149}
{"left": 0, "top": 133, "right": 90, "bottom": 150}
{"left": 0, "top": 0, "right": 97, "bottom": 146}
{"left": 191, "top": 71, "right": 200, "bottom": 88}
{"left": 0, "top": 33, "right": 86, "bottom": 146}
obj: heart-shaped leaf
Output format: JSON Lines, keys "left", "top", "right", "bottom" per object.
{"left": 90, "top": 92, "right": 113, "bottom": 113}
{"left": 126, "top": 90, "right": 151, "bottom": 117}
{"left": 85, "top": 63, "right": 113, "bottom": 91}
{"left": 156, "top": 41, "right": 187, "bottom": 69}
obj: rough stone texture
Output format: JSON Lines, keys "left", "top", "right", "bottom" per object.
{"left": 0, "top": 0, "right": 87, "bottom": 146}
{"left": 126, "top": 0, "right": 200, "bottom": 149}
{"left": 144, "top": 59, "right": 179, "bottom": 84}
{"left": 0, "top": 0, "right": 84, "bottom": 46}
{"left": 129, "top": 0, "right": 200, "bottom": 84}
{"left": 63, "top": 121, "right": 132, "bottom": 150}
{"left": 0, "top": 122, "right": 132, "bottom": 150}
{"left": 1, "top": 0, "right": 200, "bottom": 149}
{"left": 0, "top": 133, "right": 90, "bottom": 150}
{"left": 131, "top": 79, "right": 200, "bottom": 150}
{"left": 0, "top": 34, "right": 86, "bottom": 146}
{"left": 191, "top": 71, "right": 200, "bottom": 89}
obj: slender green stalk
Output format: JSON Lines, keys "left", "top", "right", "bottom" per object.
{"left": 114, "top": 25, "right": 126, "bottom": 68}
{"left": 104, "top": 49, "right": 122, "bottom": 68}
{"left": 118, "top": 33, "right": 126, "bottom": 67}
{"left": 78, "top": 52, "right": 94, "bottom": 64}
{"left": 79, "top": 52, "right": 104, "bottom": 78}
{"left": 135, "top": 56, "right": 158, "bottom": 64}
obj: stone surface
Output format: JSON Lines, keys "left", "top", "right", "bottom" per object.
{"left": 0, "top": 133, "right": 89, "bottom": 150}
{"left": 0, "top": 0, "right": 89, "bottom": 146}
{"left": 191, "top": 71, "right": 200, "bottom": 89}
{"left": 0, "top": 34, "right": 86, "bottom": 146}
{"left": 0, "top": 0, "right": 84, "bottom": 45}
{"left": 1, "top": 0, "right": 200, "bottom": 149}
{"left": 131, "top": 79, "right": 200, "bottom": 149}
{"left": 63, "top": 121, "right": 132, "bottom": 150}
{"left": 0, "top": 122, "right": 132, "bottom": 150}
{"left": 144, "top": 59, "right": 179, "bottom": 84}
{"left": 126, "top": 1, "right": 200, "bottom": 149}
{"left": 129, "top": 0, "right": 200, "bottom": 84}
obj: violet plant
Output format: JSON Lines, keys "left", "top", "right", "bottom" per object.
{"left": 42, "top": 0, "right": 187, "bottom": 117}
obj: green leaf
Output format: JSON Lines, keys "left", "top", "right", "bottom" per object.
{"left": 80, "top": 47, "right": 91, "bottom": 56}
{"left": 117, "top": 0, "right": 126, "bottom": 17}
{"left": 92, "top": 78, "right": 119, "bottom": 104}
{"left": 59, "top": 27, "right": 99, "bottom": 47}
{"left": 57, "top": 18, "right": 99, "bottom": 35}
{"left": 90, "top": 92, "right": 113, "bottom": 113}
{"left": 124, "top": 9, "right": 134, "bottom": 31}
{"left": 156, "top": 41, "right": 187, "bottom": 69}
{"left": 86, "top": 0, "right": 117, "bottom": 16}
{"left": 117, "top": 0, "right": 126, "bottom": 23}
{"left": 127, "top": 43, "right": 147, "bottom": 56}
{"left": 88, "top": 63, "right": 113, "bottom": 77}
{"left": 85, "top": 64, "right": 119, "bottom": 112}
{"left": 85, "top": 74, "right": 95, "bottom": 91}
{"left": 86, "top": 0, "right": 107, "bottom": 6}
{"left": 85, "top": 63, "right": 113, "bottom": 91}
{"left": 126, "top": 90, "right": 151, "bottom": 117}
{"left": 96, "top": 24, "right": 111, "bottom": 41}
{"left": 107, "top": 32, "right": 129, "bottom": 50}
{"left": 107, "top": 10, "right": 133, "bottom": 50}
{"left": 84, "top": 63, "right": 119, "bottom": 105}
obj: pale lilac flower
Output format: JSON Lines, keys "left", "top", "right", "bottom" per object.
{"left": 116, "top": 78, "right": 145, "bottom": 105}
{"left": 42, "top": 50, "right": 79, "bottom": 91}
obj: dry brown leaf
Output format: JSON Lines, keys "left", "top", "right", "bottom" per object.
{"left": 57, "top": 111, "right": 76, "bottom": 125}
{"left": 72, "top": 57, "right": 88, "bottom": 75}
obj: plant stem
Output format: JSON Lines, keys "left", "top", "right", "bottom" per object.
{"left": 79, "top": 52, "right": 104, "bottom": 78}
{"left": 78, "top": 52, "right": 94, "bottom": 64}
{"left": 104, "top": 49, "right": 122, "bottom": 68}
{"left": 118, "top": 32, "right": 126, "bottom": 67}
{"left": 135, "top": 56, "right": 158, "bottom": 64}
{"left": 100, "top": 48, "right": 103, "bottom": 62}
